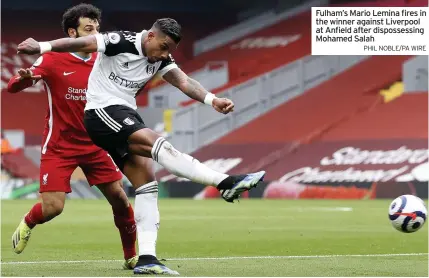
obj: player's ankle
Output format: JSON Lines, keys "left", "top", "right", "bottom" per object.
{"left": 137, "top": 255, "right": 163, "bottom": 266}
{"left": 23, "top": 217, "right": 35, "bottom": 229}
{"left": 216, "top": 175, "right": 236, "bottom": 190}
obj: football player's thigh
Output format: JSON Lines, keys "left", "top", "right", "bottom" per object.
{"left": 79, "top": 149, "right": 123, "bottom": 186}
{"left": 39, "top": 156, "right": 78, "bottom": 193}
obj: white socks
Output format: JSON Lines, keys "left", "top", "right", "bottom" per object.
{"left": 134, "top": 181, "right": 160, "bottom": 257}
{"left": 151, "top": 137, "right": 228, "bottom": 186}
{"left": 133, "top": 138, "right": 229, "bottom": 258}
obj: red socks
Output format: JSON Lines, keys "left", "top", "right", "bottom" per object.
{"left": 24, "top": 203, "right": 46, "bottom": 229}
{"left": 113, "top": 205, "right": 137, "bottom": 260}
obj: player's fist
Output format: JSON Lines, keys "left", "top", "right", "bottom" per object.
{"left": 17, "top": 38, "right": 40, "bottom": 55}
{"left": 213, "top": 98, "right": 235, "bottom": 114}
{"left": 15, "top": 68, "right": 41, "bottom": 81}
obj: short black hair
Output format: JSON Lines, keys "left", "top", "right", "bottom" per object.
{"left": 62, "top": 3, "right": 102, "bottom": 36}
{"left": 153, "top": 18, "right": 182, "bottom": 44}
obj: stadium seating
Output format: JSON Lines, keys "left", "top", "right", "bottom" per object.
{"left": 215, "top": 56, "right": 410, "bottom": 144}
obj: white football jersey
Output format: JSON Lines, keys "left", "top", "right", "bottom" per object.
{"left": 85, "top": 30, "right": 178, "bottom": 110}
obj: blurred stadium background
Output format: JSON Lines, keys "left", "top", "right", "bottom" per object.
{"left": 1, "top": 0, "right": 428, "bottom": 276}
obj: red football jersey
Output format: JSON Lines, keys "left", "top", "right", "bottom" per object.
{"left": 9, "top": 52, "right": 101, "bottom": 157}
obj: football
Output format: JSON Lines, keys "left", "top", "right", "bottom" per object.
{"left": 388, "top": 195, "right": 427, "bottom": 233}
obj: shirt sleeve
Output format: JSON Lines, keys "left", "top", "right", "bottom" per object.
{"left": 94, "top": 31, "right": 139, "bottom": 57}
{"left": 158, "top": 54, "right": 178, "bottom": 77}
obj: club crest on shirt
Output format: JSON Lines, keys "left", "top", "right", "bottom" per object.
{"left": 146, "top": 65, "right": 155, "bottom": 75}
{"left": 123, "top": 117, "right": 135, "bottom": 125}
{"left": 42, "top": 173, "right": 48, "bottom": 185}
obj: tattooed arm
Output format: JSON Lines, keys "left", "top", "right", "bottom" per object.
{"left": 163, "top": 68, "right": 235, "bottom": 114}
{"left": 162, "top": 68, "right": 208, "bottom": 103}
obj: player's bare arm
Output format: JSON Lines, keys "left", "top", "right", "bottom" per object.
{"left": 163, "top": 68, "right": 235, "bottom": 114}
{"left": 17, "top": 36, "right": 97, "bottom": 55}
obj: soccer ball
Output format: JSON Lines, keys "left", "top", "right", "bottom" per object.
{"left": 388, "top": 195, "right": 427, "bottom": 233}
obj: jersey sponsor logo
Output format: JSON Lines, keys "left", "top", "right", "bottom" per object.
{"left": 108, "top": 33, "right": 121, "bottom": 44}
{"left": 66, "top": 87, "right": 87, "bottom": 101}
{"left": 146, "top": 65, "right": 155, "bottom": 75}
{"left": 68, "top": 87, "right": 87, "bottom": 94}
{"left": 121, "top": 62, "right": 129, "bottom": 68}
{"left": 65, "top": 94, "right": 86, "bottom": 101}
{"left": 63, "top": 71, "right": 76, "bottom": 76}
{"left": 123, "top": 117, "right": 135, "bottom": 126}
{"left": 108, "top": 72, "right": 145, "bottom": 89}
{"left": 42, "top": 173, "right": 48, "bottom": 185}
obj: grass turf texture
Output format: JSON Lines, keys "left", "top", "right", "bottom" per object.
{"left": 1, "top": 199, "right": 428, "bottom": 277}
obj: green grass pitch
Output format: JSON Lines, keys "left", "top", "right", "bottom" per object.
{"left": 1, "top": 199, "right": 428, "bottom": 276}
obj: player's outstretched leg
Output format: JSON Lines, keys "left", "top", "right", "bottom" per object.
{"left": 128, "top": 129, "right": 265, "bottom": 203}
{"left": 12, "top": 192, "right": 65, "bottom": 254}
{"left": 122, "top": 155, "right": 179, "bottom": 275}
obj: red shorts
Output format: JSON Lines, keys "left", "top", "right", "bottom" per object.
{"left": 39, "top": 149, "right": 123, "bottom": 193}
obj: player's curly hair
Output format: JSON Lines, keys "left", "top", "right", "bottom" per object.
{"left": 153, "top": 18, "right": 182, "bottom": 44}
{"left": 62, "top": 3, "right": 102, "bottom": 36}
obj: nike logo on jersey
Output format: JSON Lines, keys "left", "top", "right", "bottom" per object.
{"left": 63, "top": 71, "right": 76, "bottom": 76}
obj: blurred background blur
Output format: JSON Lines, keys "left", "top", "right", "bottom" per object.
{"left": 1, "top": 0, "right": 428, "bottom": 200}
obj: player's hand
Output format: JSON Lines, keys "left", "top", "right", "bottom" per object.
{"left": 212, "top": 98, "right": 235, "bottom": 114}
{"left": 17, "top": 38, "right": 40, "bottom": 55}
{"left": 15, "top": 68, "right": 42, "bottom": 81}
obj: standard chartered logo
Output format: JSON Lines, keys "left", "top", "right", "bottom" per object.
{"left": 66, "top": 87, "right": 87, "bottom": 101}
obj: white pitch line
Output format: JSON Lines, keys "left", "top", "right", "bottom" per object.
{"left": 1, "top": 253, "right": 427, "bottom": 265}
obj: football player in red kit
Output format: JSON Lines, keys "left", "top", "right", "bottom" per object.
{"left": 7, "top": 4, "right": 140, "bottom": 269}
